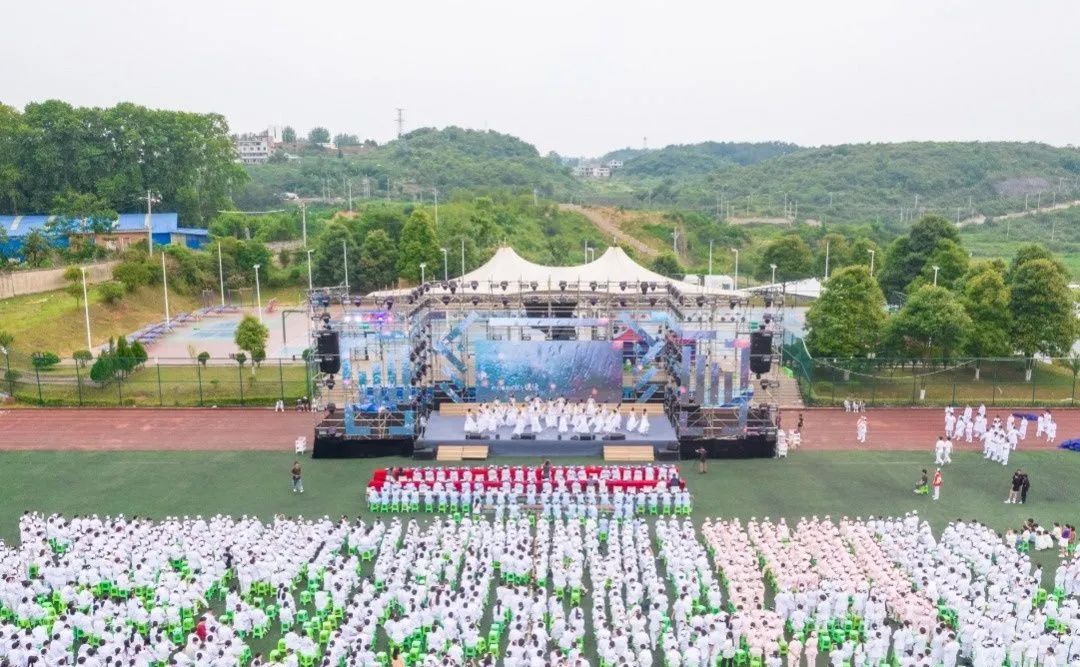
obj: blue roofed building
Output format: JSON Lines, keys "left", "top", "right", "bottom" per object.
{"left": 0, "top": 213, "right": 208, "bottom": 258}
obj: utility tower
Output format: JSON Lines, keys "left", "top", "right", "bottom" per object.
{"left": 396, "top": 108, "right": 406, "bottom": 138}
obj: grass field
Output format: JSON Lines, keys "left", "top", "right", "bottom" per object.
{"left": 3, "top": 449, "right": 1076, "bottom": 556}
{"left": 0, "top": 284, "right": 304, "bottom": 357}
{"left": 959, "top": 208, "right": 1080, "bottom": 278}
{"left": 3, "top": 448, "right": 1076, "bottom": 662}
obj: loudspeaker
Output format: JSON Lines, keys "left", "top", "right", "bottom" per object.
{"left": 749, "top": 330, "right": 773, "bottom": 375}
{"left": 317, "top": 330, "right": 341, "bottom": 375}
{"left": 577, "top": 434, "right": 595, "bottom": 441}
{"left": 520, "top": 433, "right": 536, "bottom": 440}
{"left": 603, "top": 433, "right": 626, "bottom": 441}
{"left": 465, "top": 433, "right": 483, "bottom": 440}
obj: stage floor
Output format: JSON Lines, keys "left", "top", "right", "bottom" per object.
{"left": 418, "top": 413, "right": 678, "bottom": 457}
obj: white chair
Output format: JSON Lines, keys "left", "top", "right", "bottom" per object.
{"left": 294, "top": 437, "right": 307, "bottom": 455}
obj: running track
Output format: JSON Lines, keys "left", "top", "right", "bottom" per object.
{"left": 0, "top": 407, "right": 1072, "bottom": 452}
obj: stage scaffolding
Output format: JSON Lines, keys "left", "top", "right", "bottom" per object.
{"left": 306, "top": 278, "right": 785, "bottom": 442}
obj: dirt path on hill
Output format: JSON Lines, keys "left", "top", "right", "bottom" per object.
{"left": 560, "top": 204, "right": 658, "bottom": 257}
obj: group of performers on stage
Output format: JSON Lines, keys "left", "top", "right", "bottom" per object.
{"left": 463, "top": 397, "right": 651, "bottom": 438}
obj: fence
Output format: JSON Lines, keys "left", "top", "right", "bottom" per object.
{"left": 0, "top": 261, "right": 119, "bottom": 299}
{"left": 1, "top": 351, "right": 315, "bottom": 408}
{"left": 782, "top": 336, "right": 1080, "bottom": 407}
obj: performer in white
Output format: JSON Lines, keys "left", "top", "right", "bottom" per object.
{"left": 557, "top": 409, "right": 570, "bottom": 435}
{"left": 638, "top": 409, "right": 651, "bottom": 435}
{"left": 512, "top": 408, "right": 527, "bottom": 436}
{"left": 606, "top": 405, "right": 622, "bottom": 433}
{"left": 626, "top": 409, "right": 639, "bottom": 433}
{"left": 529, "top": 404, "right": 543, "bottom": 434}
{"left": 464, "top": 409, "right": 478, "bottom": 435}
{"left": 856, "top": 415, "right": 868, "bottom": 443}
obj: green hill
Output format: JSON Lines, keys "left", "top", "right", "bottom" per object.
{"left": 609, "top": 141, "right": 802, "bottom": 178}
{"left": 237, "top": 127, "right": 578, "bottom": 209}
{"left": 593, "top": 141, "right": 1080, "bottom": 225}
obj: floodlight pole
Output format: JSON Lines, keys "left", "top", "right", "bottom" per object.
{"left": 342, "top": 240, "right": 349, "bottom": 294}
{"left": 80, "top": 267, "right": 92, "bottom": 351}
{"left": 254, "top": 264, "right": 263, "bottom": 322}
{"left": 731, "top": 248, "right": 739, "bottom": 290}
{"left": 306, "top": 249, "right": 314, "bottom": 292}
{"left": 217, "top": 243, "right": 226, "bottom": 307}
{"left": 441, "top": 248, "right": 449, "bottom": 281}
{"left": 162, "top": 253, "right": 171, "bottom": 329}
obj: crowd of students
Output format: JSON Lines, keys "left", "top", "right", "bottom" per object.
{"left": 463, "top": 398, "right": 651, "bottom": 438}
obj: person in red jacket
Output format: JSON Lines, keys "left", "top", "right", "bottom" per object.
{"left": 932, "top": 468, "right": 943, "bottom": 501}
{"left": 195, "top": 616, "right": 207, "bottom": 641}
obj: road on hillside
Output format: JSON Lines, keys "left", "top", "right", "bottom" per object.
{"left": 560, "top": 204, "right": 658, "bottom": 257}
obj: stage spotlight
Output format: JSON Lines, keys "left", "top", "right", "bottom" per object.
{"left": 408, "top": 295, "right": 415, "bottom": 304}
{"left": 619, "top": 281, "right": 627, "bottom": 291}
{"left": 530, "top": 281, "right": 538, "bottom": 291}
{"left": 648, "top": 297, "right": 658, "bottom": 306}
{"left": 640, "top": 283, "right": 649, "bottom": 295}
{"left": 321, "top": 313, "right": 331, "bottom": 324}
{"left": 764, "top": 297, "right": 772, "bottom": 308}
{"left": 696, "top": 296, "right": 706, "bottom": 307}
{"left": 472, "top": 297, "right": 480, "bottom": 306}
{"left": 589, "top": 297, "right": 598, "bottom": 306}
{"left": 449, "top": 282, "right": 457, "bottom": 294}
{"left": 763, "top": 314, "right": 772, "bottom": 324}
{"left": 500, "top": 281, "right": 508, "bottom": 291}
{"left": 501, "top": 297, "right": 510, "bottom": 308}
{"left": 589, "top": 281, "right": 597, "bottom": 291}
{"left": 729, "top": 300, "right": 737, "bottom": 310}
{"left": 471, "top": 280, "right": 478, "bottom": 290}
{"left": 384, "top": 298, "right": 393, "bottom": 310}
{"left": 559, "top": 281, "right": 567, "bottom": 291}
{"left": 441, "top": 295, "right": 450, "bottom": 305}
{"left": 619, "top": 299, "right": 627, "bottom": 307}
{"left": 325, "top": 377, "right": 335, "bottom": 390}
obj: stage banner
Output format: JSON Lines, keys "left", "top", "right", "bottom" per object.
{"left": 474, "top": 341, "right": 622, "bottom": 401}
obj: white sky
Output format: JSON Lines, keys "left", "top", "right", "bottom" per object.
{"left": 3, "top": 0, "right": 1079, "bottom": 156}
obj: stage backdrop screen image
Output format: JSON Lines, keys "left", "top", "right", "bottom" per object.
{"left": 474, "top": 341, "right": 622, "bottom": 402}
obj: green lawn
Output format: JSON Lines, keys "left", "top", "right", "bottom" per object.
{"left": 3, "top": 448, "right": 1076, "bottom": 662}
{"left": 3, "top": 449, "right": 1076, "bottom": 548}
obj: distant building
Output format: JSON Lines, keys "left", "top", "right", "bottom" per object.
{"left": 0, "top": 213, "right": 208, "bottom": 258}
{"left": 234, "top": 133, "right": 274, "bottom": 164}
{"left": 573, "top": 164, "right": 611, "bottom": 179}
{"left": 606, "top": 159, "right": 624, "bottom": 169}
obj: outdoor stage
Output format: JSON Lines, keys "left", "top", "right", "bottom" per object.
{"left": 415, "top": 413, "right": 678, "bottom": 457}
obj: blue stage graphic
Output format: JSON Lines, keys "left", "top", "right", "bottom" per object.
{"left": 474, "top": 341, "right": 622, "bottom": 401}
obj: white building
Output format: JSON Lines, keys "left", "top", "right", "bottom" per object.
{"left": 573, "top": 164, "right": 611, "bottom": 179}
{"left": 234, "top": 133, "right": 274, "bottom": 164}
{"left": 606, "top": 159, "right": 624, "bottom": 169}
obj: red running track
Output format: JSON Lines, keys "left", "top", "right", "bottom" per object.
{"left": 0, "top": 408, "right": 320, "bottom": 451}
{"left": 0, "top": 407, "right": 1073, "bottom": 452}
{"left": 786, "top": 407, "right": 1073, "bottom": 451}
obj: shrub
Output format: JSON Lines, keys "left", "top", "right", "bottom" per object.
{"left": 31, "top": 351, "right": 61, "bottom": 370}
{"left": 98, "top": 281, "right": 125, "bottom": 305}
{"left": 112, "top": 261, "right": 152, "bottom": 293}
{"left": 72, "top": 350, "right": 93, "bottom": 368}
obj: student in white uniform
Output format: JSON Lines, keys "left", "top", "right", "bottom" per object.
{"left": 638, "top": 409, "right": 651, "bottom": 435}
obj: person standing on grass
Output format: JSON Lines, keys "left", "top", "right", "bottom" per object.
{"left": 291, "top": 460, "right": 304, "bottom": 493}
{"left": 931, "top": 468, "right": 943, "bottom": 501}
{"left": 1019, "top": 472, "right": 1030, "bottom": 504}
{"left": 1006, "top": 469, "right": 1023, "bottom": 504}
{"left": 696, "top": 446, "right": 707, "bottom": 474}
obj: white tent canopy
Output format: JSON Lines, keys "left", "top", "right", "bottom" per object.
{"left": 373, "top": 246, "right": 743, "bottom": 296}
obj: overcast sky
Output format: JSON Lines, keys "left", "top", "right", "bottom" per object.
{"left": 3, "top": 0, "right": 1078, "bottom": 156}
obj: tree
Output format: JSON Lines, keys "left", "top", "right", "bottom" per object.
{"left": 234, "top": 315, "right": 269, "bottom": 375}
{"left": 960, "top": 263, "right": 1011, "bottom": 378}
{"left": 63, "top": 266, "right": 84, "bottom": 304}
{"left": 650, "top": 253, "right": 683, "bottom": 278}
{"left": 197, "top": 351, "right": 211, "bottom": 367}
{"left": 312, "top": 223, "right": 360, "bottom": 288}
{"left": 1008, "top": 243, "right": 1067, "bottom": 280}
{"left": 805, "top": 266, "right": 887, "bottom": 358}
{"left": 31, "top": 351, "right": 61, "bottom": 370}
{"left": 396, "top": 210, "right": 441, "bottom": 282}
{"left": 98, "top": 281, "right": 125, "bottom": 305}
{"left": 1009, "top": 258, "right": 1075, "bottom": 378}
{"left": 334, "top": 133, "right": 360, "bottom": 148}
{"left": 281, "top": 126, "right": 297, "bottom": 143}
{"left": 883, "top": 285, "right": 972, "bottom": 360}
{"left": 50, "top": 190, "right": 117, "bottom": 248}
{"left": 130, "top": 341, "right": 148, "bottom": 367}
{"left": 72, "top": 350, "right": 93, "bottom": 368}
{"left": 359, "top": 229, "right": 398, "bottom": 292}
{"left": 914, "top": 239, "right": 968, "bottom": 291}
{"left": 20, "top": 229, "right": 51, "bottom": 266}
{"left": 877, "top": 215, "right": 960, "bottom": 300}
{"left": 759, "top": 235, "right": 813, "bottom": 282}
{"left": 234, "top": 352, "right": 247, "bottom": 371}
{"left": 307, "top": 127, "right": 330, "bottom": 144}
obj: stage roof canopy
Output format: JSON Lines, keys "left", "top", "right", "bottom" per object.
{"left": 373, "top": 246, "right": 744, "bottom": 296}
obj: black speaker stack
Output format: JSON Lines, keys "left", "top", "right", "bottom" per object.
{"left": 317, "top": 330, "right": 341, "bottom": 375}
{"left": 749, "top": 329, "right": 773, "bottom": 375}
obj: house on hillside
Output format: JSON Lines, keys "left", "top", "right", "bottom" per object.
{"left": 0, "top": 213, "right": 208, "bottom": 258}
{"left": 572, "top": 164, "right": 611, "bottom": 179}
{"left": 234, "top": 133, "right": 275, "bottom": 164}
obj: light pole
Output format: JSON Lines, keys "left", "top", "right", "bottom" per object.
{"left": 300, "top": 201, "right": 308, "bottom": 248}
{"left": 253, "top": 264, "right": 263, "bottom": 322}
{"left": 79, "top": 267, "right": 92, "bottom": 351}
{"left": 217, "top": 243, "right": 225, "bottom": 307}
{"left": 672, "top": 228, "right": 680, "bottom": 255}
{"left": 708, "top": 240, "right": 714, "bottom": 275}
{"left": 306, "top": 249, "right": 314, "bottom": 292}
{"left": 730, "top": 248, "right": 739, "bottom": 290}
{"left": 932, "top": 265, "right": 940, "bottom": 287}
{"left": 342, "top": 240, "right": 349, "bottom": 294}
{"left": 824, "top": 240, "right": 830, "bottom": 280}
{"left": 868, "top": 249, "right": 876, "bottom": 277}
{"left": 433, "top": 187, "right": 439, "bottom": 227}
{"left": 161, "top": 253, "right": 171, "bottom": 329}
{"left": 145, "top": 190, "right": 160, "bottom": 256}
{"left": 770, "top": 263, "right": 777, "bottom": 284}
{"left": 441, "top": 247, "right": 449, "bottom": 282}
{"left": 584, "top": 241, "right": 590, "bottom": 264}
{"left": 460, "top": 238, "right": 466, "bottom": 278}
{"left": 420, "top": 262, "right": 427, "bottom": 285}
